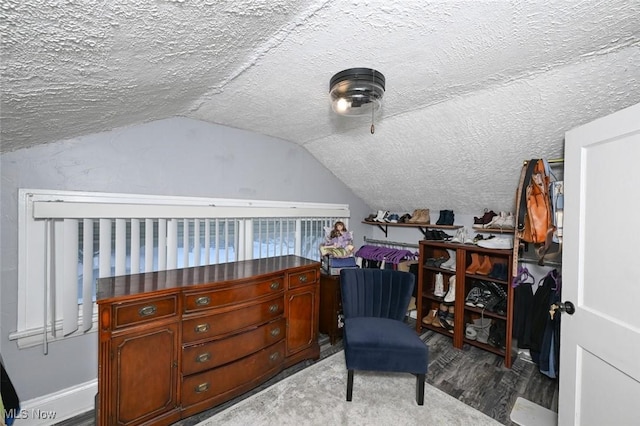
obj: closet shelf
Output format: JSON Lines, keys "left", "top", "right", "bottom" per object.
{"left": 472, "top": 227, "right": 515, "bottom": 234}
{"left": 362, "top": 220, "right": 461, "bottom": 238}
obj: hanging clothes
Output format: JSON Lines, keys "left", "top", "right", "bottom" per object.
{"left": 512, "top": 266, "right": 535, "bottom": 348}
{"left": 355, "top": 245, "right": 417, "bottom": 267}
{"left": 525, "top": 269, "right": 562, "bottom": 379}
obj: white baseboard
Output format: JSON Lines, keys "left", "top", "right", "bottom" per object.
{"left": 13, "top": 380, "right": 96, "bottom": 425}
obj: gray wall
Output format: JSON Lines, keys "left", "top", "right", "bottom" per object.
{"left": 0, "top": 117, "right": 372, "bottom": 401}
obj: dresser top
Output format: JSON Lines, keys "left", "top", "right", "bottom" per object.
{"left": 97, "top": 255, "right": 319, "bottom": 301}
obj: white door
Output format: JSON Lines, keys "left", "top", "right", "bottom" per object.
{"left": 559, "top": 102, "right": 640, "bottom": 425}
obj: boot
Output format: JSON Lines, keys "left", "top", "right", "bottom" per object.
{"left": 445, "top": 210, "right": 455, "bottom": 225}
{"left": 406, "top": 209, "right": 420, "bottom": 223}
{"left": 433, "top": 272, "right": 445, "bottom": 297}
{"left": 422, "top": 308, "right": 438, "bottom": 326}
{"left": 441, "top": 305, "right": 455, "bottom": 333}
{"left": 433, "top": 303, "right": 448, "bottom": 328}
{"left": 374, "top": 210, "right": 387, "bottom": 222}
{"left": 476, "top": 255, "right": 493, "bottom": 275}
{"left": 436, "top": 210, "right": 447, "bottom": 225}
{"left": 444, "top": 275, "right": 456, "bottom": 303}
{"left": 465, "top": 253, "right": 482, "bottom": 274}
{"left": 420, "top": 209, "right": 431, "bottom": 224}
{"left": 440, "top": 249, "right": 456, "bottom": 271}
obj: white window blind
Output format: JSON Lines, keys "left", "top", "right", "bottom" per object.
{"left": 12, "top": 189, "right": 349, "bottom": 351}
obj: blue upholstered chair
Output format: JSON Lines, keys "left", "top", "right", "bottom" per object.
{"left": 340, "top": 268, "right": 429, "bottom": 405}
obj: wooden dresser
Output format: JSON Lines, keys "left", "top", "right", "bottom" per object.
{"left": 96, "top": 255, "right": 320, "bottom": 426}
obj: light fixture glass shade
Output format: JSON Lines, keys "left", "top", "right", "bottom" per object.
{"left": 329, "top": 68, "right": 385, "bottom": 116}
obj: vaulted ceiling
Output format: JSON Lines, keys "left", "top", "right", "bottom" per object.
{"left": 2, "top": 0, "right": 639, "bottom": 214}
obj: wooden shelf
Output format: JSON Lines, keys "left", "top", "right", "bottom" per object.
{"left": 362, "top": 220, "right": 461, "bottom": 238}
{"left": 417, "top": 240, "right": 515, "bottom": 368}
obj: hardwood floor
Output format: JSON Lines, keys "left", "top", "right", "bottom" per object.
{"left": 56, "top": 330, "right": 558, "bottom": 425}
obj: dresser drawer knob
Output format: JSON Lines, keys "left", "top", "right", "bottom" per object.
{"left": 269, "top": 352, "right": 280, "bottom": 362}
{"left": 195, "top": 296, "right": 210, "bottom": 306}
{"left": 270, "top": 327, "right": 281, "bottom": 337}
{"left": 138, "top": 305, "right": 157, "bottom": 317}
{"left": 270, "top": 281, "right": 280, "bottom": 290}
{"left": 196, "top": 352, "right": 211, "bottom": 363}
{"left": 298, "top": 275, "right": 307, "bottom": 283}
{"left": 195, "top": 382, "right": 210, "bottom": 393}
{"left": 269, "top": 304, "right": 279, "bottom": 313}
{"left": 194, "top": 323, "right": 210, "bottom": 333}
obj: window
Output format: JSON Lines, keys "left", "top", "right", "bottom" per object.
{"left": 12, "top": 189, "right": 349, "bottom": 350}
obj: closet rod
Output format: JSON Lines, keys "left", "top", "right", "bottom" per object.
{"left": 363, "top": 236, "right": 419, "bottom": 249}
{"left": 523, "top": 158, "right": 564, "bottom": 165}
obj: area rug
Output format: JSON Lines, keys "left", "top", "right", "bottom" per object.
{"left": 194, "top": 351, "right": 501, "bottom": 426}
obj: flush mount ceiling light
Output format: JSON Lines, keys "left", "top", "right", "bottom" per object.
{"left": 329, "top": 68, "right": 385, "bottom": 117}
{"left": 330, "top": 68, "right": 385, "bottom": 133}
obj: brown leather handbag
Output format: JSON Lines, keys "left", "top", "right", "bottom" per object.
{"left": 517, "top": 159, "right": 552, "bottom": 244}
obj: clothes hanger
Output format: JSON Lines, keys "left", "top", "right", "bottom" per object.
{"left": 512, "top": 265, "right": 535, "bottom": 288}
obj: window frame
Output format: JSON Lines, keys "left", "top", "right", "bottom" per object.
{"left": 12, "top": 189, "right": 349, "bottom": 349}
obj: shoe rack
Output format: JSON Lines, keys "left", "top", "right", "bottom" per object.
{"left": 362, "top": 220, "right": 461, "bottom": 238}
{"left": 417, "top": 240, "right": 515, "bottom": 368}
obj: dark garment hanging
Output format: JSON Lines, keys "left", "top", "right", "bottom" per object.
{"left": 1, "top": 360, "right": 20, "bottom": 425}
{"left": 537, "top": 290, "right": 561, "bottom": 378}
{"left": 526, "top": 269, "right": 562, "bottom": 378}
{"left": 513, "top": 283, "right": 534, "bottom": 348}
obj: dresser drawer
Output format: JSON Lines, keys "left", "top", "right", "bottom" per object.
{"left": 181, "top": 340, "right": 285, "bottom": 407}
{"left": 183, "top": 276, "right": 284, "bottom": 313}
{"left": 182, "top": 295, "right": 284, "bottom": 343}
{"left": 112, "top": 295, "right": 178, "bottom": 329}
{"left": 288, "top": 268, "right": 318, "bottom": 289}
{"left": 182, "top": 317, "right": 285, "bottom": 376}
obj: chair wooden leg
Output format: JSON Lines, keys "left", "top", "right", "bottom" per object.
{"left": 347, "top": 369, "right": 354, "bottom": 401}
{"left": 416, "top": 373, "right": 425, "bottom": 405}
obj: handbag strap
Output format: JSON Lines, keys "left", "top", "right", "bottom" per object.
{"left": 517, "top": 159, "right": 540, "bottom": 231}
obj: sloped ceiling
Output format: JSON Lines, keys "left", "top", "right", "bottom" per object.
{"left": 2, "top": 0, "right": 639, "bottom": 215}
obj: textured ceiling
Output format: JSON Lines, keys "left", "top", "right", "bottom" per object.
{"left": 2, "top": 0, "right": 639, "bottom": 215}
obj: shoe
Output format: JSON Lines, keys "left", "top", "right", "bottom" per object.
{"left": 465, "top": 286, "right": 483, "bottom": 307}
{"left": 418, "top": 209, "right": 431, "bottom": 224}
{"left": 433, "top": 272, "right": 445, "bottom": 297}
{"left": 422, "top": 309, "right": 438, "bottom": 326}
{"left": 465, "top": 324, "right": 478, "bottom": 340}
{"left": 398, "top": 213, "right": 412, "bottom": 223}
{"left": 489, "top": 321, "right": 506, "bottom": 348}
{"left": 474, "top": 318, "right": 492, "bottom": 344}
{"left": 451, "top": 228, "right": 464, "bottom": 243}
{"left": 477, "top": 236, "right": 513, "bottom": 249}
{"left": 485, "top": 211, "right": 506, "bottom": 228}
{"left": 471, "top": 234, "right": 483, "bottom": 244}
{"left": 440, "top": 249, "right": 457, "bottom": 271}
{"left": 441, "top": 306, "right": 455, "bottom": 333}
{"left": 386, "top": 213, "right": 399, "bottom": 223}
{"left": 364, "top": 213, "right": 376, "bottom": 222}
{"left": 433, "top": 303, "right": 448, "bottom": 328}
{"left": 488, "top": 263, "right": 508, "bottom": 281}
{"left": 425, "top": 257, "right": 446, "bottom": 267}
{"left": 443, "top": 275, "right": 456, "bottom": 303}
{"left": 465, "top": 253, "right": 482, "bottom": 274}
{"left": 462, "top": 228, "right": 475, "bottom": 244}
{"left": 409, "top": 209, "right": 430, "bottom": 224}
{"left": 473, "top": 209, "right": 497, "bottom": 228}
{"left": 476, "top": 255, "right": 493, "bottom": 275}
{"left": 436, "top": 209, "right": 454, "bottom": 226}
{"left": 373, "top": 210, "right": 388, "bottom": 222}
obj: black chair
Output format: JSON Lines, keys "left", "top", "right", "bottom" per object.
{"left": 340, "top": 268, "right": 429, "bottom": 405}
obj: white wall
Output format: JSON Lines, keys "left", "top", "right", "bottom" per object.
{"left": 0, "top": 117, "right": 372, "bottom": 407}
